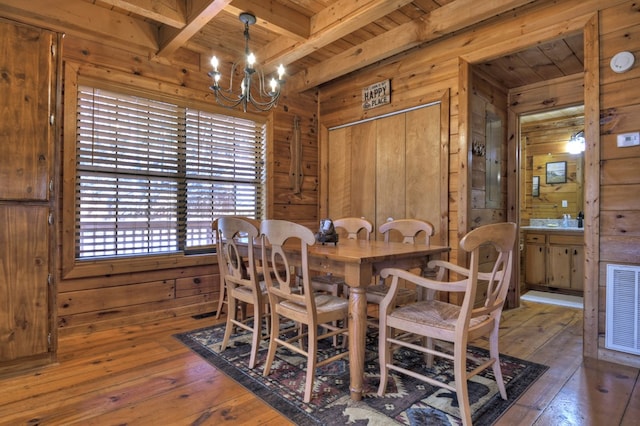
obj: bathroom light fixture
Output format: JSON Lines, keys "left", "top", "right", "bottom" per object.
{"left": 208, "top": 13, "right": 285, "bottom": 112}
{"left": 567, "top": 130, "right": 585, "bottom": 154}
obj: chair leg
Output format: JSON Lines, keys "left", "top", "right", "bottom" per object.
{"left": 248, "top": 300, "right": 264, "bottom": 369}
{"left": 215, "top": 276, "right": 226, "bottom": 319}
{"left": 304, "top": 324, "right": 318, "bottom": 403}
{"left": 425, "top": 336, "right": 434, "bottom": 367}
{"left": 220, "top": 292, "right": 236, "bottom": 350}
{"left": 377, "top": 325, "right": 390, "bottom": 396}
{"left": 489, "top": 325, "right": 507, "bottom": 400}
{"left": 263, "top": 310, "right": 280, "bottom": 377}
{"left": 454, "top": 347, "right": 472, "bottom": 426}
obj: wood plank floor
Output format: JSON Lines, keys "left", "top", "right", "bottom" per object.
{"left": 0, "top": 300, "right": 638, "bottom": 425}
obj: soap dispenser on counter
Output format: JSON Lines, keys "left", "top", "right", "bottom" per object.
{"left": 577, "top": 211, "right": 584, "bottom": 228}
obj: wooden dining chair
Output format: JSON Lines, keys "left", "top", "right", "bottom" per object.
{"left": 311, "top": 216, "right": 373, "bottom": 297}
{"left": 214, "top": 216, "right": 261, "bottom": 320}
{"left": 365, "top": 219, "right": 434, "bottom": 322}
{"left": 217, "top": 216, "right": 270, "bottom": 369}
{"left": 260, "top": 219, "right": 349, "bottom": 403}
{"left": 377, "top": 222, "right": 517, "bottom": 426}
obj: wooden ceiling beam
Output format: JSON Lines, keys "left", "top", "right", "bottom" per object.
{"left": 97, "top": 0, "right": 187, "bottom": 28}
{"left": 225, "top": 0, "right": 310, "bottom": 41}
{"left": 259, "top": 0, "right": 414, "bottom": 68}
{"left": 156, "top": 0, "right": 232, "bottom": 59}
{"left": 288, "top": 0, "right": 538, "bottom": 92}
{"left": 0, "top": 0, "right": 159, "bottom": 52}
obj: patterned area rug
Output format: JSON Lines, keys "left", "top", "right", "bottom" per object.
{"left": 175, "top": 322, "right": 547, "bottom": 425}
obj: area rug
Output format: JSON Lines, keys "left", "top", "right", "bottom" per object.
{"left": 174, "top": 322, "right": 547, "bottom": 425}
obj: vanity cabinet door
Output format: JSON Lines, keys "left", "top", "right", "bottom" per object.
{"left": 525, "top": 243, "right": 546, "bottom": 285}
{"left": 547, "top": 246, "right": 571, "bottom": 288}
{"left": 570, "top": 246, "right": 584, "bottom": 290}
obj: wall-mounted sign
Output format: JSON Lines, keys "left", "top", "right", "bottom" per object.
{"left": 362, "top": 80, "right": 390, "bottom": 110}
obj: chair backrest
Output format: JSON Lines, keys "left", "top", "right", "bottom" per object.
{"left": 333, "top": 217, "right": 373, "bottom": 241}
{"left": 379, "top": 218, "right": 434, "bottom": 245}
{"left": 460, "top": 222, "right": 517, "bottom": 321}
{"left": 216, "top": 216, "right": 260, "bottom": 289}
{"left": 260, "top": 220, "right": 319, "bottom": 315}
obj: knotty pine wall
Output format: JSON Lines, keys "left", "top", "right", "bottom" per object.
{"left": 56, "top": 35, "right": 317, "bottom": 335}
{"left": 317, "top": 0, "right": 640, "bottom": 367}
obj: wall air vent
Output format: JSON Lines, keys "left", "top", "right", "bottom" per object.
{"left": 606, "top": 264, "right": 640, "bottom": 356}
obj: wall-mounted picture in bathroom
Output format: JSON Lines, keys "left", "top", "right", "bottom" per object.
{"left": 545, "top": 161, "right": 566, "bottom": 184}
{"left": 532, "top": 176, "right": 540, "bottom": 197}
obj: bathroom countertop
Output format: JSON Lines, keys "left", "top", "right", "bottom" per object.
{"left": 521, "top": 226, "right": 584, "bottom": 233}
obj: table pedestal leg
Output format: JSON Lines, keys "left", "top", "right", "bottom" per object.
{"left": 348, "top": 286, "right": 366, "bottom": 401}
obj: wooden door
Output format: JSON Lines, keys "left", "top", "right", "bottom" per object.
{"left": 0, "top": 19, "right": 56, "bottom": 372}
{"left": 327, "top": 102, "right": 445, "bottom": 242}
{"left": 0, "top": 21, "right": 53, "bottom": 201}
{"left": 327, "top": 122, "right": 376, "bottom": 222}
{"left": 376, "top": 113, "right": 406, "bottom": 238}
{"left": 0, "top": 205, "right": 50, "bottom": 361}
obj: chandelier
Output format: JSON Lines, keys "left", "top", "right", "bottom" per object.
{"left": 208, "top": 13, "right": 285, "bottom": 112}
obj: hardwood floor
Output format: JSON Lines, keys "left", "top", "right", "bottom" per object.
{"left": 0, "top": 300, "right": 638, "bottom": 425}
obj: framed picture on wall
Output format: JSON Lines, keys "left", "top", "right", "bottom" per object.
{"left": 546, "top": 161, "right": 567, "bottom": 184}
{"left": 532, "top": 176, "right": 540, "bottom": 197}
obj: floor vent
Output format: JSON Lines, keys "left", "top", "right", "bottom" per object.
{"left": 606, "top": 264, "right": 640, "bottom": 356}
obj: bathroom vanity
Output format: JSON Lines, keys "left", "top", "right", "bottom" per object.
{"left": 521, "top": 222, "right": 584, "bottom": 295}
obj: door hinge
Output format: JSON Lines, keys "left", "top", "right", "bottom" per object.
{"left": 51, "top": 43, "right": 56, "bottom": 57}
{"left": 48, "top": 273, "right": 52, "bottom": 285}
{"left": 48, "top": 213, "right": 54, "bottom": 225}
{"left": 47, "top": 332, "right": 52, "bottom": 348}
{"left": 50, "top": 114, "right": 55, "bottom": 126}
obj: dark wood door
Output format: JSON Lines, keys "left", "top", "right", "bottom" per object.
{"left": 0, "top": 20, "right": 53, "bottom": 201}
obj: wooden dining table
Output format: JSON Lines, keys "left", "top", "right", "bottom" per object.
{"left": 280, "top": 238, "right": 450, "bottom": 401}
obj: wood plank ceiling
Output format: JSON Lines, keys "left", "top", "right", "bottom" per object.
{"left": 0, "top": 0, "right": 584, "bottom": 92}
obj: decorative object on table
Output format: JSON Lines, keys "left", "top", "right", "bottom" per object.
{"left": 208, "top": 12, "right": 285, "bottom": 112}
{"left": 315, "top": 218, "right": 339, "bottom": 244}
{"left": 545, "top": 161, "right": 567, "bottom": 184}
{"left": 175, "top": 323, "right": 548, "bottom": 426}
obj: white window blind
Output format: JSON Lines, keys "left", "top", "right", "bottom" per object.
{"left": 76, "top": 86, "right": 265, "bottom": 258}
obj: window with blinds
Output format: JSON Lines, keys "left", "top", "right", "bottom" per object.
{"left": 76, "top": 85, "right": 265, "bottom": 259}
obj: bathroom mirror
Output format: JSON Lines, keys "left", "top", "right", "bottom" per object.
{"left": 520, "top": 105, "right": 584, "bottom": 222}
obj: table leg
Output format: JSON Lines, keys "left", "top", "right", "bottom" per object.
{"left": 348, "top": 286, "right": 367, "bottom": 401}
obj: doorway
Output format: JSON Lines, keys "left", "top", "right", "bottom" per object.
{"left": 518, "top": 105, "right": 585, "bottom": 306}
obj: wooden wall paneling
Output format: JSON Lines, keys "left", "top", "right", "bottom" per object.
{"left": 271, "top": 89, "right": 319, "bottom": 228}
{"left": 57, "top": 293, "right": 214, "bottom": 336}
{"left": 57, "top": 280, "right": 176, "bottom": 316}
